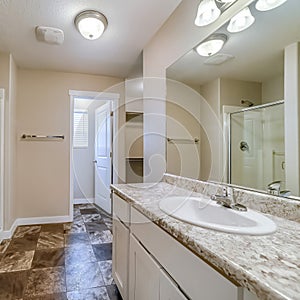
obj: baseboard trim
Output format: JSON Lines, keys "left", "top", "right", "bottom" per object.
{"left": 73, "top": 198, "right": 95, "bottom": 205}
{"left": 0, "top": 215, "right": 73, "bottom": 242}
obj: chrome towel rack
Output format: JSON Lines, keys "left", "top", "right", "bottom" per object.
{"left": 167, "top": 137, "right": 199, "bottom": 143}
{"left": 21, "top": 134, "right": 64, "bottom": 141}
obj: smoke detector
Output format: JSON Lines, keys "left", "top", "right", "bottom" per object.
{"left": 35, "top": 26, "right": 64, "bottom": 45}
{"left": 204, "top": 53, "right": 234, "bottom": 65}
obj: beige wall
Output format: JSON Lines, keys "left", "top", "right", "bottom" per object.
{"left": 262, "top": 75, "right": 284, "bottom": 103}
{"left": 0, "top": 52, "right": 18, "bottom": 230}
{"left": 166, "top": 80, "right": 201, "bottom": 179}
{"left": 220, "top": 78, "right": 262, "bottom": 109}
{"left": 16, "top": 69, "right": 123, "bottom": 219}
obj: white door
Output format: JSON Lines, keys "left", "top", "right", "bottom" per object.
{"left": 94, "top": 102, "right": 112, "bottom": 214}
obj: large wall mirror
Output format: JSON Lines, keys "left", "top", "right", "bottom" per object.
{"left": 166, "top": 0, "right": 300, "bottom": 199}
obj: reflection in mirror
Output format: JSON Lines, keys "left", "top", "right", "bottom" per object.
{"left": 229, "top": 101, "right": 285, "bottom": 194}
{"left": 166, "top": 0, "right": 300, "bottom": 199}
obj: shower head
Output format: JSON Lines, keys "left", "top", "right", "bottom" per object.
{"left": 241, "top": 99, "right": 254, "bottom": 107}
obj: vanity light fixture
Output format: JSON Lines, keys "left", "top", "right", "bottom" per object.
{"left": 255, "top": 0, "right": 288, "bottom": 11}
{"left": 216, "top": 0, "right": 235, "bottom": 3}
{"left": 227, "top": 7, "right": 255, "bottom": 33}
{"left": 194, "top": 0, "right": 221, "bottom": 27}
{"left": 75, "top": 10, "right": 108, "bottom": 40}
{"left": 195, "top": 34, "right": 228, "bottom": 57}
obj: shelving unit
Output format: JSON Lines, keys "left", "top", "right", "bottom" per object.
{"left": 125, "top": 112, "right": 144, "bottom": 183}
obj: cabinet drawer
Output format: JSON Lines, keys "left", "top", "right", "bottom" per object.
{"left": 113, "top": 193, "right": 130, "bottom": 225}
{"left": 131, "top": 207, "right": 241, "bottom": 300}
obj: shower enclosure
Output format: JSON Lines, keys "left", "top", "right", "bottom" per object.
{"left": 229, "top": 100, "right": 285, "bottom": 193}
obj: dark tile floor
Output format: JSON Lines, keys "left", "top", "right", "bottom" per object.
{"left": 0, "top": 204, "right": 122, "bottom": 300}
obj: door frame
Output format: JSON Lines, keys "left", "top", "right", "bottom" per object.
{"left": 0, "top": 89, "right": 4, "bottom": 233}
{"left": 69, "top": 90, "right": 120, "bottom": 219}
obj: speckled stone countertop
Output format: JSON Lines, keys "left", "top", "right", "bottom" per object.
{"left": 111, "top": 181, "right": 300, "bottom": 300}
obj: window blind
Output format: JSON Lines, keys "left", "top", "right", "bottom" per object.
{"left": 73, "top": 110, "right": 88, "bottom": 148}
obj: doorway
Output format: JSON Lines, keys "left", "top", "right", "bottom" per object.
{"left": 69, "top": 90, "right": 119, "bottom": 216}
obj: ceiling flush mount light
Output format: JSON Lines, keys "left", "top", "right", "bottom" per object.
{"left": 75, "top": 10, "right": 108, "bottom": 40}
{"left": 195, "top": 34, "right": 228, "bottom": 57}
{"left": 195, "top": 0, "right": 221, "bottom": 27}
{"left": 255, "top": 0, "right": 288, "bottom": 11}
{"left": 227, "top": 7, "right": 255, "bottom": 33}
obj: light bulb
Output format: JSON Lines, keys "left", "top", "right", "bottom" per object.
{"left": 255, "top": 0, "right": 288, "bottom": 11}
{"left": 227, "top": 7, "right": 255, "bottom": 33}
{"left": 195, "top": 0, "right": 221, "bottom": 27}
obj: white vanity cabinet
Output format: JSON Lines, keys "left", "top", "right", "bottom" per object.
{"left": 129, "top": 233, "right": 188, "bottom": 300}
{"left": 112, "top": 194, "right": 130, "bottom": 300}
{"left": 112, "top": 192, "right": 258, "bottom": 300}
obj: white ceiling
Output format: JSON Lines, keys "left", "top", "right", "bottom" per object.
{"left": 167, "top": 0, "right": 300, "bottom": 86}
{"left": 0, "top": 0, "right": 181, "bottom": 78}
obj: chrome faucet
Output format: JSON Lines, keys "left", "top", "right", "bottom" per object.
{"left": 267, "top": 180, "right": 291, "bottom": 197}
{"left": 211, "top": 187, "right": 247, "bottom": 212}
{"left": 267, "top": 180, "right": 281, "bottom": 195}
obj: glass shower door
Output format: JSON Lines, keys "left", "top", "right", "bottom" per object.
{"left": 229, "top": 102, "right": 285, "bottom": 193}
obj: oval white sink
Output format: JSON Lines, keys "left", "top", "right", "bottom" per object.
{"left": 159, "top": 196, "right": 277, "bottom": 235}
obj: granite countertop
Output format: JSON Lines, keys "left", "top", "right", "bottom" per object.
{"left": 111, "top": 182, "right": 300, "bottom": 300}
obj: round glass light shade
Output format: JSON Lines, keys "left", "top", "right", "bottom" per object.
{"left": 195, "top": 34, "right": 227, "bottom": 56}
{"left": 255, "top": 0, "right": 287, "bottom": 11}
{"left": 75, "top": 10, "right": 108, "bottom": 40}
{"left": 195, "top": 0, "right": 221, "bottom": 27}
{"left": 227, "top": 7, "right": 255, "bottom": 33}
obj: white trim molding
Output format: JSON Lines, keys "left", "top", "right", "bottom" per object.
{"left": 73, "top": 198, "right": 95, "bottom": 205}
{"left": 0, "top": 215, "right": 73, "bottom": 242}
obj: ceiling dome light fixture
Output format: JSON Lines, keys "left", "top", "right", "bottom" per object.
{"left": 195, "top": 34, "right": 228, "bottom": 57}
{"left": 195, "top": 0, "right": 221, "bottom": 27}
{"left": 227, "top": 7, "right": 255, "bottom": 33}
{"left": 75, "top": 10, "right": 108, "bottom": 40}
{"left": 255, "top": 0, "right": 288, "bottom": 11}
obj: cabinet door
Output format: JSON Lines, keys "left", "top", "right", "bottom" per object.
{"left": 129, "top": 234, "right": 160, "bottom": 300}
{"left": 160, "top": 269, "right": 188, "bottom": 300}
{"left": 112, "top": 217, "right": 129, "bottom": 300}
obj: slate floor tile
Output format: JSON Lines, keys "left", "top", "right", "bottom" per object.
{"left": 99, "top": 260, "right": 113, "bottom": 285}
{"left": 0, "top": 239, "right": 11, "bottom": 253}
{"left": 67, "top": 287, "right": 109, "bottom": 300}
{"left": 0, "top": 204, "right": 122, "bottom": 300}
{"left": 37, "top": 232, "right": 64, "bottom": 250}
{"left": 14, "top": 226, "right": 41, "bottom": 238}
{"left": 24, "top": 292, "right": 68, "bottom": 300}
{"left": 0, "top": 270, "right": 29, "bottom": 299}
{"left": 31, "top": 248, "right": 65, "bottom": 269}
{"left": 7, "top": 234, "right": 39, "bottom": 252}
{"left": 89, "top": 230, "right": 113, "bottom": 245}
{"left": 65, "top": 244, "right": 96, "bottom": 265}
{"left": 65, "top": 262, "right": 105, "bottom": 291}
{"left": 0, "top": 250, "right": 35, "bottom": 273}
{"left": 24, "top": 267, "right": 66, "bottom": 297}
{"left": 80, "top": 208, "right": 99, "bottom": 215}
{"left": 82, "top": 214, "right": 102, "bottom": 223}
{"left": 92, "top": 243, "right": 112, "bottom": 261}
{"left": 106, "top": 284, "right": 123, "bottom": 300}
{"left": 41, "top": 224, "right": 64, "bottom": 234}
{"left": 64, "top": 233, "right": 90, "bottom": 247}
{"left": 85, "top": 222, "right": 108, "bottom": 233}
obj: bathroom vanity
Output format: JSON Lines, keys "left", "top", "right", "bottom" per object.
{"left": 111, "top": 174, "right": 300, "bottom": 300}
